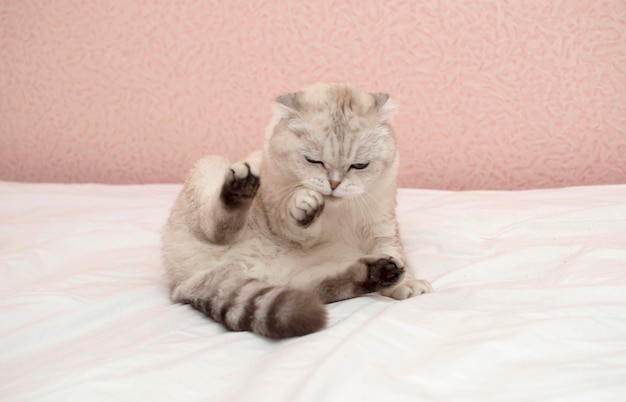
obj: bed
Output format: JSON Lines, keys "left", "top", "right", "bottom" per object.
{"left": 1, "top": 180, "right": 626, "bottom": 401}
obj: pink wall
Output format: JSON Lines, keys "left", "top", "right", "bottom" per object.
{"left": 1, "top": 1, "right": 625, "bottom": 190}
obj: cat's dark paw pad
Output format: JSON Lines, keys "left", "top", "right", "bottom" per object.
{"left": 290, "top": 189, "right": 324, "bottom": 227}
{"left": 220, "top": 161, "right": 260, "bottom": 208}
{"left": 360, "top": 255, "right": 405, "bottom": 292}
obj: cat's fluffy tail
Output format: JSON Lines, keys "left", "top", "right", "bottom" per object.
{"left": 171, "top": 268, "right": 327, "bottom": 339}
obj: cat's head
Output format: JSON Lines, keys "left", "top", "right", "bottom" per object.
{"left": 264, "top": 83, "right": 399, "bottom": 200}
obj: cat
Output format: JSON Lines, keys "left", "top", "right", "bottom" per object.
{"left": 161, "top": 83, "right": 432, "bottom": 339}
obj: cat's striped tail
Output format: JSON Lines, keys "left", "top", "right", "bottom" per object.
{"left": 171, "top": 268, "right": 327, "bottom": 339}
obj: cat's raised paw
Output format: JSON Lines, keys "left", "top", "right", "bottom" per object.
{"left": 290, "top": 189, "right": 325, "bottom": 227}
{"left": 360, "top": 255, "right": 405, "bottom": 292}
{"left": 220, "top": 161, "right": 260, "bottom": 208}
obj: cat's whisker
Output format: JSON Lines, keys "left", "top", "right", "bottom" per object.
{"left": 359, "top": 190, "right": 386, "bottom": 213}
{"left": 270, "top": 182, "right": 302, "bottom": 200}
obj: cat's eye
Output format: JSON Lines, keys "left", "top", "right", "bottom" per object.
{"left": 305, "top": 156, "right": 324, "bottom": 166}
{"left": 350, "top": 162, "right": 369, "bottom": 170}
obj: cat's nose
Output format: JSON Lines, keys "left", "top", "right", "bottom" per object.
{"left": 329, "top": 180, "right": 341, "bottom": 190}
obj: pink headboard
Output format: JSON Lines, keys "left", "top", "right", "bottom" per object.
{"left": 1, "top": 1, "right": 625, "bottom": 189}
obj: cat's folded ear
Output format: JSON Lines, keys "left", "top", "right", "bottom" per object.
{"left": 274, "top": 92, "right": 302, "bottom": 118}
{"left": 371, "top": 92, "right": 396, "bottom": 120}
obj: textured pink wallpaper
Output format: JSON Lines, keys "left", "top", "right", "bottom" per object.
{"left": 1, "top": 1, "right": 625, "bottom": 189}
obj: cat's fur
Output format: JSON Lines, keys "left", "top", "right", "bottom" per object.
{"left": 161, "top": 83, "right": 432, "bottom": 339}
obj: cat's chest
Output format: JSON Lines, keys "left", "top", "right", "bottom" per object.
{"left": 319, "top": 204, "right": 369, "bottom": 246}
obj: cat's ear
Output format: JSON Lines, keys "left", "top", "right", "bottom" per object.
{"left": 371, "top": 92, "right": 396, "bottom": 119}
{"left": 274, "top": 92, "right": 301, "bottom": 118}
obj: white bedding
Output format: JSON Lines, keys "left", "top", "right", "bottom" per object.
{"left": 1, "top": 181, "right": 626, "bottom": 401}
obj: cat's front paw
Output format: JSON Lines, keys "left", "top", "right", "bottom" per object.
{"left": 290, "top": 189, "right": 325, "bottom": 227}
{"left": 381, "top": 278, "right": 433, "bottom": 300}
{"left": 359, "top": 255, "right": 405, "bottom": 293}
{"left": 220, "top": 161, "right": 260, "bottom": 208}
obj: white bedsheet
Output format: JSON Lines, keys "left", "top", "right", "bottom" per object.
{"left": 1, "top": 181, "right": 625, "bottom": 401}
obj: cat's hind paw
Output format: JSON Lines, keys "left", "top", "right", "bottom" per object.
{"left": 290, "top": 189, "right": 324, "bottom": 227}
{"left": 359, "top": 255, "right": 405, "bottom": 293}
{"left": 220, "top": 161, "right": 260, "bottom": 208}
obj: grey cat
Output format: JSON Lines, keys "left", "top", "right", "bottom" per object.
{"left": 161, "top": 83, "right": 432, "bottom": 339}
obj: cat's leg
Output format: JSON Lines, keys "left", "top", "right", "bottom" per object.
{"left": 291, "top": 255, "right": 405, "bottom": 303}
{"left": 289, "top": 188, "right": 325, "bottom": 229}
{"left": 213, "top": 161, "right": 260, "bottom": 244}
{"left": 219, "top": 161, "right": 260, "bottom": 209}
{"left": 367, "top": 226, "right": 433, "bottom": 300}
{"left": 186, "top": 157, "right": 260, "bottom": 245}
{"left": 265, "top": 188, "right": 325, "bottom": 247}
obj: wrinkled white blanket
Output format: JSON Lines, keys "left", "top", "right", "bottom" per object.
{"left": 1, "top": 182, "right": 625, "bottom": 401}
